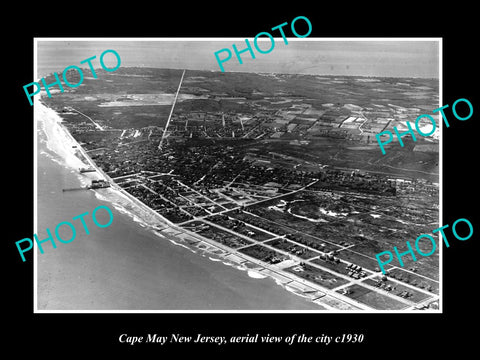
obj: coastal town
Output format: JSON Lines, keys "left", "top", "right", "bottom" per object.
{"left": 40, "top": 67, "right": 440, "bottom": 310}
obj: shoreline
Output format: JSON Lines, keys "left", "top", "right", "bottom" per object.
{"left": 35, "top": 99, "right": 389, "bottom": 311}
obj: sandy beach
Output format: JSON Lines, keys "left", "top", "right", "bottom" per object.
{"left": 35, "top": 99, "right": 326, "bottom": 311}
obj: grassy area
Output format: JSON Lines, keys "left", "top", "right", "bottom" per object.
{"left": 238, "top": 244, "right": 287, "bottom": 263}
{"left": 386, "top": 268, "right": 439, "bottom": 294}
{"left": 363, "top": 277, "right": 433, "bottom": 303}
{"left": 337, "top": 284, "right": 407, "bottom": 310}
{"left": 194, "top": 222, "right": 254, "bottom": 249}
{"left": 265, "top": 239, "right": 321, "bottom": 260}
{"left": 284, "top": 263, "right": 349, "bottom": 290}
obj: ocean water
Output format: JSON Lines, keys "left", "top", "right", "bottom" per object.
{"left": 35, "top": 104, "right": 323, "bottom": 311}
{"left": 35, "top": 40, "right": 440, "bottom": 79}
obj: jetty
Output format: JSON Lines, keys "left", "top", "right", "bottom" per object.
{"left": 79, "top": 167, "right": 96, "bottom": 173}
{"left": 62, "top": 187, "right": 87, "bottom": 192}
{"left": 63, "top": 179, "right": 110, "bottom": 192}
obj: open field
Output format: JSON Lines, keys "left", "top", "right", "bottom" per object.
{"left": 336, "top": 284, "right": 408, "bottom": 310}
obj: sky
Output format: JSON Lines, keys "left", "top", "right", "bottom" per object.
{"left": 36, "top": 39, "right": 440, "bottom": 79}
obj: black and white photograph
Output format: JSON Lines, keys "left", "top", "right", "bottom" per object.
{"left": 34, "top": 39, "right": 441, "bottom": 312}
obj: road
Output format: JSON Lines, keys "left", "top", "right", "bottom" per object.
{"left": 69, "top": 107, "right": 104, "bottom": 131}
{"left": 70, "top": 134, "right": 438, "bottom": 310}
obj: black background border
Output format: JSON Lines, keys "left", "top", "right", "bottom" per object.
{"left": 6, "top": 5, "right": 478, "bottom": 355}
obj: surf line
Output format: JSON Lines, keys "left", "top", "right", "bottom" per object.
{"left": 15, "top": 205, "right": 114, "bottom": 262}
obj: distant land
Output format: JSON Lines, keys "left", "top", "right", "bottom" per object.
{"left": 36, "top": 40, "right": 440, "bottom": 79}
{"left": 43, "top": 67, "right": 439, "bottom": 181}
